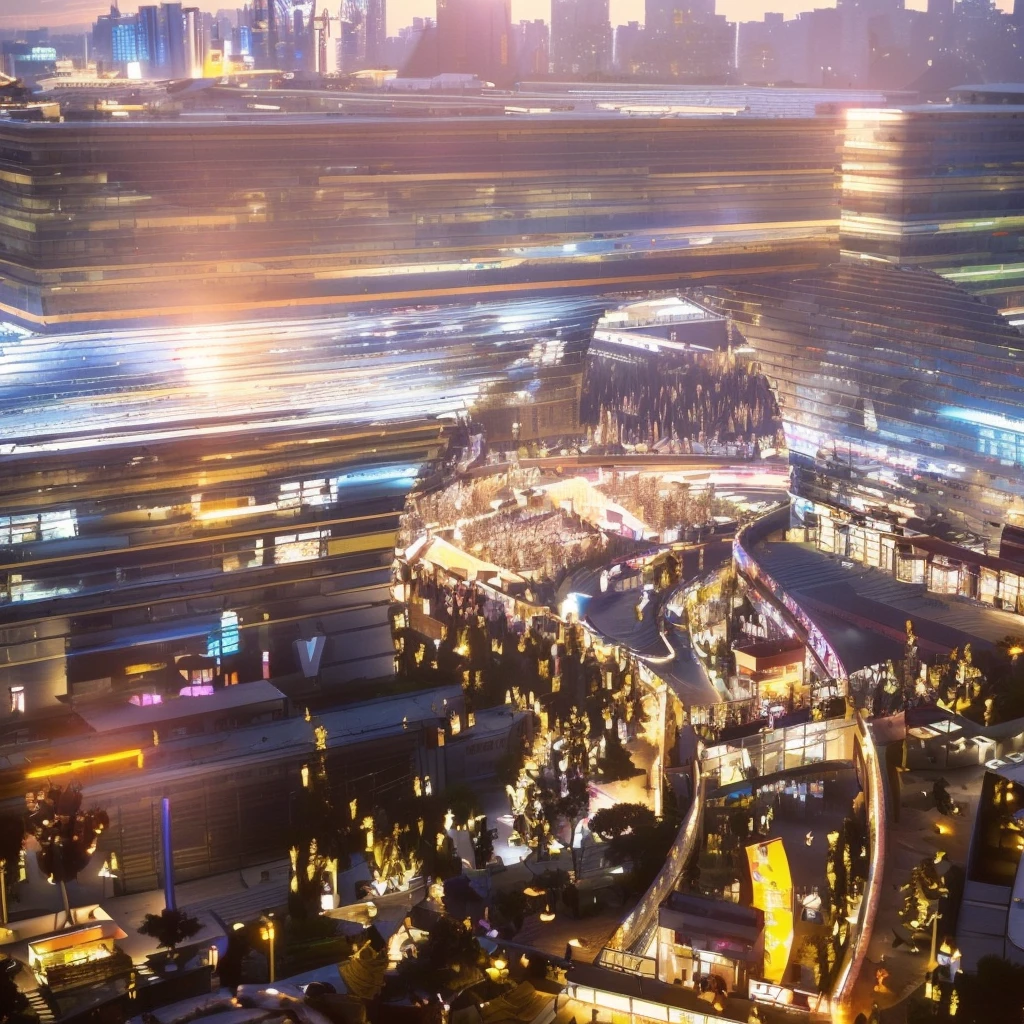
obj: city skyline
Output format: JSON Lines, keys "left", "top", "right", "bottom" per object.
{"left": 3, "top": 0, "right": 1009, "bottom": 40}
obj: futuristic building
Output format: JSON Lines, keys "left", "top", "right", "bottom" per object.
{"left": 0, "top": 111, "right": 842, "bottom": 330}
{"left": 710, "top": 261, "right": 1024, "bottom": 607}
{"left": 840, "top": 104, "right": 1024, "bottom": 315}
{"left": 0, "top": 298, "right": 602, "bottom": 720}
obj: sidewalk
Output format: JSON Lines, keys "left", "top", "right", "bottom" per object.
{"left": 846, "top": 763, "right": 982, "bottom": 1018}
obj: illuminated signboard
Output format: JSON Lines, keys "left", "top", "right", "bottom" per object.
{"left": 746, "top": 837, "right": 794, "bottom": 984}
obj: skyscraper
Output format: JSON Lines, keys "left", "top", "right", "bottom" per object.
{"left": 340, "top": 0, "right": 368, "bottom": 69}
{"left": 433, "top": 0, "right": 514, "bottom": 84}
{"left": 183, "top": 6, "right": 204, "bottom": 76}
{"left": 515, "top": 18, "right": 549, "bottom": 77}
{"left": 92, "top": 6, "right": 146, "bottom": 71}
{"left": 366, "top": 0, "right": 386, "bottom": 65}
{"left": 551, "top": 0, "right": 611, "bottom": 76}
{"left": 248, "top": 0, "right": 272, "bottom": 66}
{"left": 163, "top": 1, "right": 187, "bottom": 76}
{"left": 613, "top": 19, "right": 642, "bottom": 72}
{"left": 138, "top": 5, "right": 167, "bottom": 73}
{"left": 271, "top": 0, "right": 317, "bottom": 71}
{"left": 645, "top": 0, "right": 716, "bottom": 37}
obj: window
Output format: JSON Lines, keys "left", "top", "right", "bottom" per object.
{"left": 9, "top": 687, "right": 24, "bottom": 714}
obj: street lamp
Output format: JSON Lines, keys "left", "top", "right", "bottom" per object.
{"left": 259, "top": 915, "right": 276, "bottom": 982}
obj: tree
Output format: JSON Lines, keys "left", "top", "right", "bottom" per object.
{"left": 953, "top": 955, "right": 1024, "bottom": 1023}
{"left": 493, "top": 888, "right": 528, "bottom": 932}
{"left": 290, "top": 724, "right": 357, "bottom": 918}
{"left": 0, "top": 970, "right": 27, "bottom": 1023}
{"left": 589, "top": 802, "right": 675, "bottom": 893}
{"left": 398, "top": 915, "right": 483, "bottom": 991}
{"left": 558, "top": 774, "right": 590, "bottom": 871}
{"left": 138, "top": 908, "right": 202, "bottom": 957}
{"left": 589, "top": 803, "right": 657, "bottom": 842}
{"left": 597, "top": 731, "right": 636, "bottom": 781}
{"left": 25, "top": 786, "right": 108, "bottom": 928}
{"left": 0, "top": 816, "right": 24, "bottom": 925}
{"left": 495, "top": 743, "right": 526, "bottom": 789}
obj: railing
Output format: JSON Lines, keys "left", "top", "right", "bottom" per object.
{"left": 595, "top": 946, "right": 658, "bottom": 977}
{"left": 733, "top": 508, "right": 846, "bottom": 682}
{"left": 701, "top": 718, "right": 857, "bottom": 788}
{"left": 565, "top": 979, "right": 740, "bottom": 1024}
{"left": 831, "top": 712, "right": 886, "bottom": 1011}
{"left": 606, "top": 759, "right": 705, "bottom": 953}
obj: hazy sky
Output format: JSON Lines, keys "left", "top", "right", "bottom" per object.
{"left": 0, "top": 0, "right": 1012, "bottom": 40}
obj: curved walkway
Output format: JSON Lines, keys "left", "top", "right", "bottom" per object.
{"left": 565, "top": 540, "right": 731, "bottom": 709}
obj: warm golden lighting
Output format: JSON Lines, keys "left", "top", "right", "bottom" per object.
{"left": 26, "top": 748, "right": 143, "bottom": 779}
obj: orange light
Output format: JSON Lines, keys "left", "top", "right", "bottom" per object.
{"left": 25, "top": 748, "right": 144, "bottom": 780}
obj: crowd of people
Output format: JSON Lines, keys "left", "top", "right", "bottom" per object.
{"left": 581, "top": 348, "right": 782, "bottom": 450}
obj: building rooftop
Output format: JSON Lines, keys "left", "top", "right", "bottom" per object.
{"left": 29, "top": 81, "right": 902, "bottom": 124}
{"left": 662, "top": 890, "right": 764, "bottom": 935}
{"left": 76, "top": 680, "right": 287, "bottom": 734}
{"left": 747, "top": 539, "right": 1021, "bottom": 673}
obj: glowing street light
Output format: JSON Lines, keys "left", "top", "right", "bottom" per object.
{"left": 259, "top": 915, "right": 276, "bottom": 982}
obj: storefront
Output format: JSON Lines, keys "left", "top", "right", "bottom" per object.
{"left": 656, "top": 891, "right": 764, "bottom": 994}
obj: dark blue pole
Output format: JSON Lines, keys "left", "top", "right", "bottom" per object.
{"left": 161, "top": 797, "right": 176, "bottom": 911}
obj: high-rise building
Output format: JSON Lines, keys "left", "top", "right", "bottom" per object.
{"left": 111, "top": 14, "right": 143, "bottom": 65}
{"left": 613, "top": 20, "right": 643, "bottom": 72}
{"left": 0, "top": 111, "right": 842, "bottom": 329}
{"left": 138, "top": 5, "right": 167, "bottom": 73}
{"left": 840, "top": 103, "right": 1024, "bottom": 312}
{"left": 340, "top": 0, "right": 368, "bottom": 69}
{"left": 183, "top": 6, "right": 205, "bottom": 76}
{"left": 433, "top": 0, "right": 514, "bottom": 84}
{"left": 551, "top": 0, "right": 612, "bottom": 77}
{"left": 1, "top": 41, "right": 59, "bottom": 84}
{"left": 366, "top": 0, "right": 386, "bottom": 65}
{"left": 712, "top": 260, "right": 1024, "bottom": 555}
{"left": 639, "top": 0, "right": 732, "bottom": 80}
{"left": 93, "top": 6, "right": 166, "bottom": 72}
{"left": 248, "top": 0, "right": 272, "bottom": 66}
{"left": 645, "top": 0, "right": 716, "bottom": 38}
{"left": 515, "top": 18, "right": 549, "bottom": 77}
{"left": 271, "top": 0, "right": 317, "bottom": 71}
{"left": 163, "top": 1, "right": 188, "bottom": 76}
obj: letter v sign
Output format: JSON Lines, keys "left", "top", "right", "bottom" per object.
{"left": 294, "top": 635, "right": 326, "bottom": 678}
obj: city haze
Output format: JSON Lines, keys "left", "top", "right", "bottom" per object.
{"left": 2, "top": 0, "right": 1003, "bottom": 38}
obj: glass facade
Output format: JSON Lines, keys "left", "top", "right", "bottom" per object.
{"left": 710, "top": 261, "right": 1024, "bottom": 552}
{"left": 0, "top": 116, "right": 840, "bottom": 329}
{"left": 840, "top": 106, "right": 1024, "bottom": 313}
{"left": 0, "top": 297, "right": 602, "bottom": 714}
